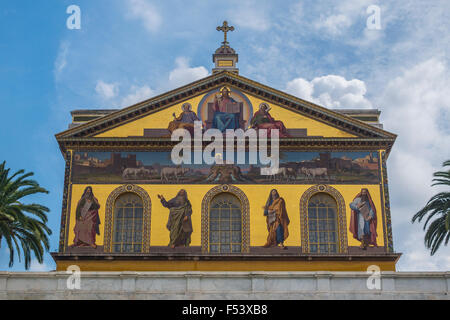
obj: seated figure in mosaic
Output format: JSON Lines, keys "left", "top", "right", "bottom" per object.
{"left": 211, "top": 87, "right": 241, "bottom": 132}
{"left": 250, "top": 103, "right": 289, "bottom": 138}
{"left": 168, "top": 102, "right": 199, "bottom": 136}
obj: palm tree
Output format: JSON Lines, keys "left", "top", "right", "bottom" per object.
{"left": 0, "top": 161, "right": 52, "bottom": 269}
{"left": 412, "top": 160, "right": 450, "bottom": 255}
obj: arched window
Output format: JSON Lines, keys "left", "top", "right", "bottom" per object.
{"left": 307, "top": 193, "right": 339, "bottom": 253}
{"left": 209, "top": 193, "right": 242, "bottom": 253}
{"left": 104, "top": 185, "right": 151, "bottom": 253}
{"left": 201, "top": 185, "right": 250, "bottom": 253}
{"left": 112, "top": 192, "right": 144, "bottom": 253}
{"left": 300, "top": 185, "right": 348, "bottom": 254}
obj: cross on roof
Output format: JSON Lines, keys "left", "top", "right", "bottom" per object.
{"left": 216, "top": 21, "right": 234, "bottom": 46}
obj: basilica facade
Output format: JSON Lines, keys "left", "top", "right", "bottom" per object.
{"left": 53, "top": 24, "right": 399, "bottom": 272}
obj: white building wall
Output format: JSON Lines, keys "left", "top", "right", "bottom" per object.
{"left": 0, "top": 272, "right": 448, "bottom": 300}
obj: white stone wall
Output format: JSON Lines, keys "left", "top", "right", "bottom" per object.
{"left": 0, "top": 271, "right": 448, "bottom": 300}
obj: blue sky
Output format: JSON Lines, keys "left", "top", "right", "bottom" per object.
{"left": 0, "top": 0, "right": 449, "bottom": 271}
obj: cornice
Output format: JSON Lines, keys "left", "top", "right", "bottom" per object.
{"left": 57, "top": 136, "right": 396, "bottom": 157}
{"left": 55, "top": 72, "right": 397, "bottom": 142}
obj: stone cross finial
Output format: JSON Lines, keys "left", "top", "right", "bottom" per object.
{"left": 216, "top": 21, "right": 234, "bottom": 46}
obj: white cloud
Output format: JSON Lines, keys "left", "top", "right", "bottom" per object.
{"left": 315, "top": 14, "right": 352, "bottom": 36}
{"left": 126, "top": 0, "right": 162, "bottom": 33}
{"left": 95, "top": 80, "right": 119, "bottom": 100}
{"left": 285, "top": 1, "right": 386, "bottom": 45}
{"left": 29, "top": 260, "right": 51, "bottom": 272}
{"left": 286, "top": 61, "right": 450, "bottom": 270}
{"left": 121, "top": 85, "right": 154, "bottom": 107}
{"left": 395, "top": 222, "right": 450, "bottom": 271}
{"left": 382, "top": 59, "right": 449, "bottom": 146}
{"left": 286, "top": 75, "right": 372, "bottom": 109}
{"left": 377, "top": 58, "right": 450, "bottom": 270}
{"left": 381, "top": 58, "right": 450, "bottom": 194}
{"left": 289, "top": 1, "right": 304, "bottom": 24}
{"left": 92, "top": 58, "right": 207, "bottom": 108}
{"left": 286, "top": 78, "right": 314, "bottom": 101}
{"left": 54, "top": 41, "right": 70, "bottom": 80}
{"left": 228, "top": 2, "right": 271, "bottom": 31}
{"left": 168, "top": 57, "right": 209, "bottom": 89}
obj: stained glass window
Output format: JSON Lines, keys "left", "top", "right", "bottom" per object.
{"left": 112, "top": 193, "right": 144, "bottom": 253}
{"left": 307, "top": 193, "right": 339, "bottom": 253}
{"left": 209, "top": 193, "right": 242, "bottom": 253}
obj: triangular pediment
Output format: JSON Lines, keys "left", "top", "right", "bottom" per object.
{"left": 56, "top": 72, "right": 396, "bottom": 141}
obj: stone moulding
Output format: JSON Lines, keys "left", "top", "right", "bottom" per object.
{"left": 60, "top": 150, "right": 73, "bottom": 252}
{"left": 0, "top": 271, "right": 447, "bottom": 300}
{"left": 381, "top": 151, "right": 394, "bottom": 252}
{"left": 56, "top": 137, "right": 396, "bottom": 156}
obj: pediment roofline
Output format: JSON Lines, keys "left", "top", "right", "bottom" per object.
{"left": 55, "top": 71, "right": 396, "bottom": 140}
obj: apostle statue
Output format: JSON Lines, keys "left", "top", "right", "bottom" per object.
{"left": 158, "top": 189, "right": 193, "bottom": 248}
{"left": 72, "top": 186, "right": 100, "bottom": 248}
{"left": 168, "top": 102, "right": 200, "bottom": 136}
{"left": 212, "top": 87, "right": 241, "bottom": 132}
{"left": 250, "top": 103, "right": 289, "bottom": 137}
{"left": 262, "top": 189, "right": 290, "bottom": 249}
{"left": 349, "top": 188, "right": 377, "bottom": 249}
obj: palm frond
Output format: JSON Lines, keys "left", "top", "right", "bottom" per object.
{"left": 0, "top": 161, "right": 51, "bottom": 270}
{"left": 413, "top": 159, "right": 450, "bottom": 255}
